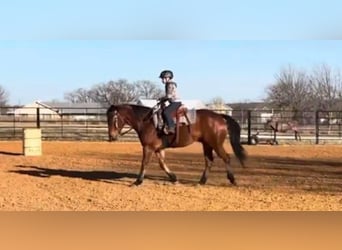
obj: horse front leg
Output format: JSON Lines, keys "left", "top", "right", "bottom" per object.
{"left": 294, "top": 130, "right": 302, "bottom": 141}
{"left": 155, "top": 150, "right": 177, "bottom": 183}
{"left": 133, "top": 146, "right": 153, "bottom": 186}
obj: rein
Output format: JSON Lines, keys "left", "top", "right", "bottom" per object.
{"left": 115, "top": 102, "right": 160, "bottom": 137}
{"left": 119, "top": 127, "right": 134, "bottom": 136}
{"left": 142, "top": 102, "right": 160, "bottom": 122}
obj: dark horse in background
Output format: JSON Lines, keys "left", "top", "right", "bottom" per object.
{"left": 107, "top": 104, "right": 247, "bottom": 186}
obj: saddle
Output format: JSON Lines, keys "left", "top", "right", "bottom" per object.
{"left": 153, "top": 104, "right": 192, "bottom": 139}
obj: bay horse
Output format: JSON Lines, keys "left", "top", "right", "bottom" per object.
{"left": 107, "top": 104, "right": 247, "bottom": 186}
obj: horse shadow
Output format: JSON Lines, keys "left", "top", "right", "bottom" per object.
{"left": 9, "top": 152, "right": 342, "bottom": 192}
{"left": 9, "top": 165, "right": 172, "bottom": 184}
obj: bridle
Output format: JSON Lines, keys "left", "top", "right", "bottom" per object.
{"left": 110, "top": 103, "right": 162, "bottom": 137}
{"left": 111, "top": 109, "right": 134, "bottom": 136}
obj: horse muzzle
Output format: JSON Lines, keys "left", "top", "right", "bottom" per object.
{"left": 108, "top": 134, "right": 118, "bottom": 142}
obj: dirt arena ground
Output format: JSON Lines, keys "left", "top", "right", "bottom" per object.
{"left": 0, "top": 141, "right": 341, "bottom": 211}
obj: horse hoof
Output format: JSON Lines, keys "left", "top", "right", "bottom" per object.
{"left": 199, "top": 177, "right": 207, "bottom": 185}
{"left": 169, "top": 175, "right": 178, "bottom": 183}
{"left": 131, "top": 179, "right": 143, "bottom": 186}
{"left": 231, "top": 180, "right": 237, "bottom": 186}
{"left": 227, "top": 173, "right": 236, "bottom": 186}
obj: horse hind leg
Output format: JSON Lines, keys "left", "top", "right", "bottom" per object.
{"left": 155, "top": 150, "right": 177, "bottom": 183}
{"left": 199, "top": 143, "right": 214, "bottom": 185}
{"left": 214, "top": 145, "right": 236, "bottom": 186}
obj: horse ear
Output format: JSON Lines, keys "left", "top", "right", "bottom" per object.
{"left": 107, "top": 105, "right": 116, "bottom": 114}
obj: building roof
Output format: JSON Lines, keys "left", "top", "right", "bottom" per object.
{"left": 41, "top": 101, "right": 106, "bottom": 114}
{"left": 11, "top": 101, "right": 106, "bottom": 115}
{"left": 206, "top": 103, "right": 233, "bottom": 110}
{"left": 13, "top": 102, "right": 57, "bottom": 115}
{"left": 228, "top": 102, "right": 276, "bottom": 111}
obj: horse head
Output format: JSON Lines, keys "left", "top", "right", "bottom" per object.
{"left": 106, "top": 104, "right": 153, "bottom": 141}
{"left": 106, "top": 105, "right": 127, "bottom": 141}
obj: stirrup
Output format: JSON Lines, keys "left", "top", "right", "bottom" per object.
{"left": 168, "top": 127, "right": 175, "bottom": 134}
{"left": 163, "top": 127, "right": 169, "bottom": 135}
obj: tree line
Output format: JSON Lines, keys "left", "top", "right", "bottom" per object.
{"left": 64, "top": 79, "right": 164, "bottom": 106}
{"left": 1, "top": 64, "right": 342, "bottom": 111}
{"left": 266, "top": 64, "right": 342, "bottom": 112}
{"left": 0, "top": 85, "right": 9, "bottom": 107}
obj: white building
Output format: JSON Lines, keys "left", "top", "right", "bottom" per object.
{"left": 10, "top": 101, "right": 105, "bottom": 120}
{"left": 11, "top": 101, "right": 59, "bottom": 119}
{"left": 206, "top": 103, "right": 233, "bottom": 116}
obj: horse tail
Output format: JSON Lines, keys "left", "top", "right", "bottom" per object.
{"left": 221, "top": 114, "right": 247, "bottom": 167}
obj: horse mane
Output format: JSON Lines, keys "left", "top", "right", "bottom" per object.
{"left": 107, "top": 104, "right": 152, "bottom": 121}
{"left": 126, "top": 104, "right": 152, "bottom": 121}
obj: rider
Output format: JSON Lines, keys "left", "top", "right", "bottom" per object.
{"left": 158, "top": 70, "right": 182, "bottom": 134}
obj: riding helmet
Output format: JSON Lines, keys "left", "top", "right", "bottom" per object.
{"left": 159, "top": 70, "right": 174, "bottom": 79}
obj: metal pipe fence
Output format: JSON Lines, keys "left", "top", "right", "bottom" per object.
{"left": 0, "top": 107, "right": 341, "bottom": 144}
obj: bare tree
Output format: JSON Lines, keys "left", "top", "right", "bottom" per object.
{"left": 90, "top": 79, "right": 139, "bottom": 106}
{"left": 64, "top": 88, "right": 93, "bottom": 103}
{"left": 309, "top": 64, "right": 342, "bottom": 110}
{"left": 265, "top": 65, "right": 312, "bottom": 119}
{"left": 208, "top": 96, "right": 226, "bottom": 108}
{"left": 64, "top": 79, "right": 163, "bottom": 106}
{"left": 0, "top": 85, "right": 9, "bottom": 106}
{"left": 308, "top": 64, "right": 342, "bottom": 130}
{"left": 88, "top": 83, "right": 113, "bottom": 105}
{"left": 207, "top": 96, "right": 229, "bottom": 114}
{"left": 135, "top": 80, "right": 163, "bottom": 99}
{"left": 210, "top": 96, "right": 225, "bottom": 105}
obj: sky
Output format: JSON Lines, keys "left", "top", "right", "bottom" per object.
{"left": 1, "top": 0, "right": 342, "bottom": 40}
{"left": 1, "top": 1, "right": 342, "bottom": 105}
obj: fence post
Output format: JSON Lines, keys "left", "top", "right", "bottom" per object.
{"left": 247, "top": 110, "right": 252, "bottom": 145}
{"left": 61, "top": 112, "right": 64, "bottom": 139}
{"left": 13, "top": 112, "right": 16, "bottom": 138}
{"left": 315, "top": 110, "right": 319, "bottom": 144}
{"left": 339, "top": 111, "right": 342, "bottom": 138}
{"left": 86, "top": 108, "right": 88, "bottom": 137}
{"left": 36, "top": 108, "right": 40, "bottom": 128}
